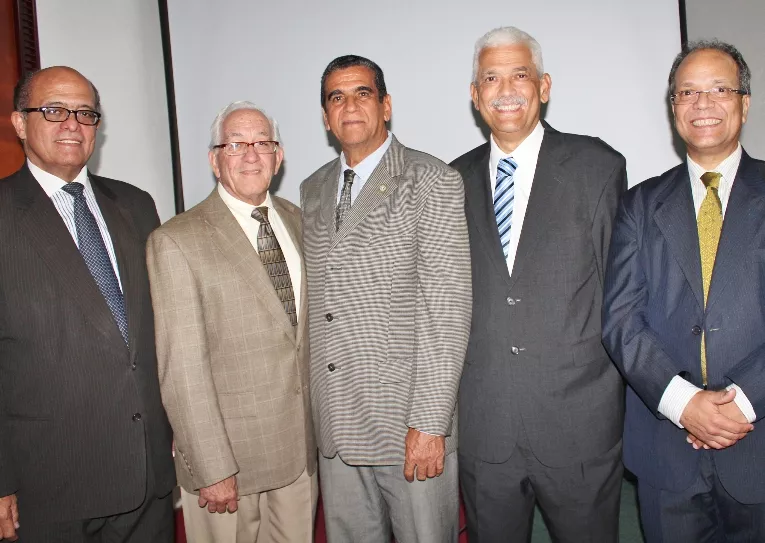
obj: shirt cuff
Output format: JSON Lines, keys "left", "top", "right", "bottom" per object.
{"left": 726, "top": 383, "right": 757, "bottom": 423}
{"left": 410, "top": 428, "right": 440, "bottom": 436}
{"left": 657, "top": 376, "right": 702, "bottom": 428}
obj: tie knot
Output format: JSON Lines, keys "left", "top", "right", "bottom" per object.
{"left": 251, "top": 206, "right": 269, "bottom": 223}
{"left": 61, "top": 182, "right": 85, "bottom": 198}
{"left": 498, "top": 157, "right": 517, "bottom": 177}
{"left": 701, "top": 171, "right": 721, "bottom": 190}
{"left": 343, "top": 169, "right": 355, "bottom": 186}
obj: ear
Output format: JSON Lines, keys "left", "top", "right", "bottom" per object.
{"left": 10, "top": 111, "right": 27, "bottom": 140}
{"left": 208, "top": 149, "right": 221, "bottom": 179}
{"left": 470, "top": 82, "right": 479, "bottom": 110}
{"left": 742, "top": 94, "right": 750, "bottom": 124}
{"left": 383, "top": 94, "right": 392, "bottom": 122}
{"left": 322, "top": 107, "right": 330, "bottom": 131}
{"left": 273, "top": 146, "right": 284, "bottom": 174}
{"left": 539, "top": 73, "right": 552, "bottom": 104}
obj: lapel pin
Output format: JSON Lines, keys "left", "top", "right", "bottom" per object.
{"left": 379, "top": 184, "right": 387, "bottom": 192}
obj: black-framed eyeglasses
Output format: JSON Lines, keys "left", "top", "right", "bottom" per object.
{"left": 212, "top": 141, "right": 280, "bottom": 156}
{"left": 670, "top": 87, "right": 748, "bottom": 105}
{"left": 21, "top": 106, "right": 101, "bottom": 126}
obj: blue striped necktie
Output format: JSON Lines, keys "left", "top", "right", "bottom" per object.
{"left": 61, "top": 182, "right": 128, "bottom": 345}
{"left": 494, "top": 157, "right": 517, "bottom": 258}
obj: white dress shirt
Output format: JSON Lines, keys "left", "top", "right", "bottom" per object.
{"left": 657, "top": 143, "right": 757, "bottom": 426}
{"left": 489, "top": 121, "right": 545, "bottom": 277}
{"left": 337, "top": 131, "right": 393, "bottom": 204}
{"left": 217, "top": 183, "right": 303, "bottom": 321}
{"left": 29, "top": 159, "right": 123, "bottom": 291}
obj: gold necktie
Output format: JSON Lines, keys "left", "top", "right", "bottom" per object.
{"left": 697, "top": 171, "right": 722, "bottom": 387}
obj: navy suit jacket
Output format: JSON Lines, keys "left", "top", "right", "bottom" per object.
{"left": 603, "top": 151, "right": 765, "bottom": 504}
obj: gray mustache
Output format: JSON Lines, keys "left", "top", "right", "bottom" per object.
{"left": 490, "top": 95, "right": 528, "bottom": 108}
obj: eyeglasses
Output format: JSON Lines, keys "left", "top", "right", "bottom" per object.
{"left": 212, "top": 141, "right": 280, "bottom": 156}
{"left": 21, "top": 106, "right": 101, "bottom": 126}
{"left": 670, "top": 87, "right": 748, "bottom": 105}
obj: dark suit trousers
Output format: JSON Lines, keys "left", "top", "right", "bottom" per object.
{"left": 459, "top": 425, "right": 623, "bottom": 543}
{"left": 638, "top": 452, "right": 765, "bottom": 543}
{"left": 16, "top": 443, "right": 174, "bottom": 543}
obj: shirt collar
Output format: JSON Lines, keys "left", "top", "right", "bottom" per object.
{"left": 490, "top": 121, "right": 544, "bottom": 167}
{"left": 27, "top": 159, "right": 90, "bottom": 197}
{"left": 216, "top": 182, "right": 274, "bottom": 220}
{"left": 340, "top": 131, "right": 393, "bottom": 181}
{"left": 687, "top": 143, "right": 742, "bottom": 186}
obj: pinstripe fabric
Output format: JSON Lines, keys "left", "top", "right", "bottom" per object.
{"left": 147, "top": 190, "right": 316, "bottom": 496}
{"left": 300, "top": 136, "right": 472, "bottom": 465}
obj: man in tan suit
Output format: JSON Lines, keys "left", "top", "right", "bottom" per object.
{"left": 147, "top": 101, "right": 317, "bottom": 543}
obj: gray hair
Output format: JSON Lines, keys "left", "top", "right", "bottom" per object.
{"left": 472, "top": 26, "right": 544, "bottom": 83}
{"left": 668, "top": 39, "right": 751, "bottom": 95}
{"left": 209, "top": 101, "right": 282, "bottom": 149}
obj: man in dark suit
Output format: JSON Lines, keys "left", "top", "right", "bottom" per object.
{"left": 451, "top": 27, "right": 627, "bottom": 542}
{"left": 0, "top": 66, "right": 175, "bottom": 542}
{"left": 603, "top": 40, "right": 765, "bottom": 542}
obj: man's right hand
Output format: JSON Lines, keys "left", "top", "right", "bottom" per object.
{"left": 0, "top": 493, "right": 19, "bottom": 541}
{"left": 680, "top": 388, "right": 754, "bottom": 449}
{"left": 198, "top": 476, "right": 238, "bottom": 514}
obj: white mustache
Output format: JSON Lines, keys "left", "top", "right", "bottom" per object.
{"left": 490, "top": 95, "right": 527, "bottom": 108}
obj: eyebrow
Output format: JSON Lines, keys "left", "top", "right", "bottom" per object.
{"left": 326, "top": 85, "right": 376, "bottom": 100}
{"left": 224, "top": 130, "right": 270, "bottom": 140}
{"left": 677, "top": 78, "right": 733, "bottom": 88}
{"left": 43, "top": 100, "right": 96, "bottom": 109}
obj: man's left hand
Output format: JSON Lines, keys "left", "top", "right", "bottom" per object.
{"left": 403, "top": 428, "right": 445, "bottom": 482}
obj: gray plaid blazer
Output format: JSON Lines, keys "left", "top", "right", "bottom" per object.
{"left": 301, "top": 136, "right": 472, "bottom": 465}
{"left": 147, "top": 189, "right": 316, "bottom": 495}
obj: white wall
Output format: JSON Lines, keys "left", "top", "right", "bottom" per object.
{"left": 167, "top": 0, "right": 682, "bottom": 207}
{"left": 36, "top": 0, "right": 176, "bottom": 222}
{"left": 686, "top": 0, "right": 765, "bottom": 161}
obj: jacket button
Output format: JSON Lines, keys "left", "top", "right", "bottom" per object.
{"left": 691, "top": 325, "right": 702, "bottom": 335}
{"left": 132, "top": 413, "right": 142, "bottom": 422}
{"left": 328, "top": 363, "right": 336, "bottom": 372}
{"left": 131, "top": 363, "right": 137, "bottom": 370}
{"left": 326, "top": 313, "right": 334, "bottom": 322}
{"left": 510, "top": 346, "right": 520, "bottom": 355}
{"left": 506, "top": 297, "right": 515, "bottom": 306}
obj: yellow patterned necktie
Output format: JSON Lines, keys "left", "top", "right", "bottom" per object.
{"left": 697, "top": 171, "right": 723, "bottom": 387}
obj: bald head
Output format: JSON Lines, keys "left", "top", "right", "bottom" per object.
{"left": 14, "top": 66, "right": 100, "bottom": 113}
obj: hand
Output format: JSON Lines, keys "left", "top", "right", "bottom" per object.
{"left": 687, "top": 397, "right": 751, "bottom": 450}
{"left": 198, "top": 476, "right": 238, "bottom": 514}
{"left": 0, "top": 493, "right": 19, "bottom": 541}
{"left": 680, "top": 388, "right": 754, "bottom": 450}
{"left": 403, "top": 428, "right": 445, "bottom": 482}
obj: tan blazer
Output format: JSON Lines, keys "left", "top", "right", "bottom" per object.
{"left": 147, "top": 189, "right": 315, "bottom": 496}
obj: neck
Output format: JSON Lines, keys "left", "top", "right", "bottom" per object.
{"left": 688, "top": 144, "right": 739, "bottom": 171}
{"left": 492, "top": 129, "right": 533, "bottom": 155}
{"left": 28, "top": 157, "right": 82, "bottom": 182}
{"left": 343, "top": 133, "right": 387, "bottom": 168}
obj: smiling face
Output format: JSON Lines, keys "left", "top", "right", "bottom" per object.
{"left": 11, "top": 67, "right": 99, "bottom": 182}
{"left": 471, "top": 43, "right": 551, "bottom": 153}
{"left": 322, "top": 65, "right": 391, "bottom": 167}
{"left": 209, "top": 109, "right": 283, "bottom": 206}
{"left": 672, "top": 48, "right": 749, "bottom": 169}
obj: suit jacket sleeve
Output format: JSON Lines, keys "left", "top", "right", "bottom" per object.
{"left": 602, "top": 194, "right": 686, "bottom": 415}
{"left": 406, "top": 167, "right": 472, "bottom": 435}
{"left": 147, "top": 229, "right": 238, "bottom": 489}
{"left": 594, "top": 154, "right": 628, "bottom": 286}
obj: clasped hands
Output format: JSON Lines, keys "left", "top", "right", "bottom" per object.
{"left": 403, "top": 428, "right": 446, "bottom": 482}
{"left": 680, "top": 388, "right": 754, "bottom": 450}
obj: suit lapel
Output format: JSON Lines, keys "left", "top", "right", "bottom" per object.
{"left": 202, "top": 191, "right": 296, "bottom": 342}
{"left": 91, "top": 176, "right": 143, "bottom": 360}
{"left": 13, "top": 168, "right": 127, "bottom": 351}
{"left": 330, "top": 137, "right": 403, "bottom": 251}
{"left": 462, "top": 143, "right": 511, "bottom": 282}
{"left": 508, "top": 128, "right": 569, "bottom": 290}
{"left": 654, "top": 166, "right": 705, "bottom": 310}
{"left": 706, "top": 153, "right": 765, "bottom": 311}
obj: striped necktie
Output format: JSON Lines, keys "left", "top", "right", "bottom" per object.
{"left": 697, "top": 171, "right": 723, "bottom": 388}
{"left": 494, "top": 157, "right": 517, "bottom": 258}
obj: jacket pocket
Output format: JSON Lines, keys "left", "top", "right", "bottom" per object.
{"left": 379, "top": 358, "right": 413, "bottom": 384}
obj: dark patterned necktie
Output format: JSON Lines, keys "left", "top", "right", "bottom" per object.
{"left": 61, "top": 182, "right": 128, "bottom": 345}
{"left": 336, "top": 168, "right": 355, "bottom": 231}
{"left": 251, "top": 207, "right": 298, "bottom": 326}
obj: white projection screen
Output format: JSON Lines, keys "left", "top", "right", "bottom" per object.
{"left": 166, "top": 0, "right": 683, "bottom": 209}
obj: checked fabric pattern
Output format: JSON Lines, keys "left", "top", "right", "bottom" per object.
{"left": 251, "top": 206, "right": 298, "bottom": 326}
{"left": 336, "top": 168, "right": 355, "bottom": 231}
{"left": 494, "top": 157, "right": 517, "bottom": 258}
{"left": 697, "top": 171, "right": 723, "bottom": 387}
{"left": 61, "top": 182, "right": 128, "bottom": 345}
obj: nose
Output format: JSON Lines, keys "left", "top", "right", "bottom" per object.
{"left": 243, "top": 144, "right": 262, "bottom": 162}
{"left": 694, "top": 91, "right": 714, "bottom": 109}
{"left": 344, "top": 95, "right": 359, "bottom": 112}
{"left": 497, "top": 76, "right": 517, "bottom": 97}
{"left": 61, "top": 112, "right": 81, "bottom": 131}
